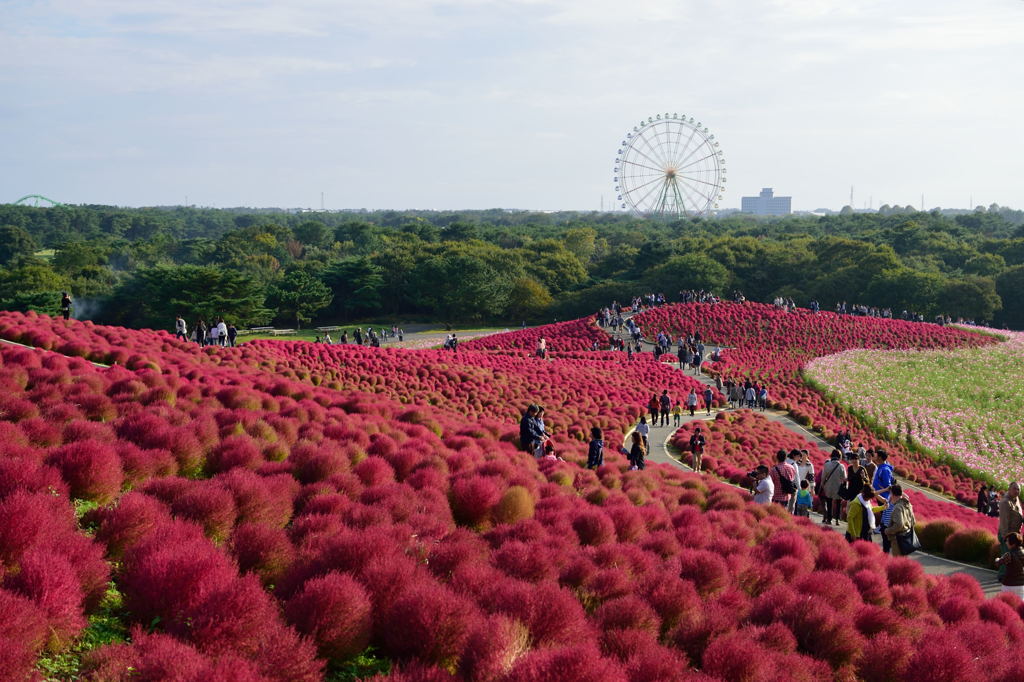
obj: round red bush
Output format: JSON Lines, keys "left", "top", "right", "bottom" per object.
{"left": 285, "top": 572, "right": 372, "bottom": 661}
{"left": 45, "top": 440, "right": 124, "bottom": 504}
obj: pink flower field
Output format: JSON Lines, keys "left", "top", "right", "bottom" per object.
{"left": 0, "top": 309, "right": 1022, "bottom": 681}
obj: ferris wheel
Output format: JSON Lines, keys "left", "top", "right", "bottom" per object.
{"left": 614, "top": 113, "right": 725, "bottom": 217}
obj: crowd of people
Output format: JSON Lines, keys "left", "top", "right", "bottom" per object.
{"left": 175, "top": 316, "right": 238, "bottom": 347}
{"left": 748, "top": 444, "right": 920, "bottom": 555}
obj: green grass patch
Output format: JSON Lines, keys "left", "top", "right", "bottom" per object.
{"left": 37, "top": 583, "right": 129, "bottom": 680}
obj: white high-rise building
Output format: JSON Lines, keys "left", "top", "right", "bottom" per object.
{"left": 741, "top": 188, "right": 791, "bottom": 216}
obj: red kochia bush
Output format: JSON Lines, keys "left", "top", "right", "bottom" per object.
{"left": 501, "top": 644, "right": 626, "bottom": 682}
{"left": 450, "top": 476, "right": 502, "bottom": 528}
{"left": 6, "top": 549, "right": 86, "bottom": 651}
{"left": 285, "top": 572, "right": 373, "bottom": 661}
{"left": 231, "top": 522, "right": 295, "bottom": 586}
{"left": 45, "top": 439, "right": 124, "bottom": 504}
{"left": 381, "top": 582, "right": 477, "bottom": 668}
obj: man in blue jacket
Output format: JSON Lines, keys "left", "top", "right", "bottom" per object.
{"left": 872, "top": 449, "right": 895, "bottom": 500}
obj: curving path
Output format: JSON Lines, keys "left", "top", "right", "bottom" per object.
{"left": 611, "top": 319, "right": 1001, "bottom": 594}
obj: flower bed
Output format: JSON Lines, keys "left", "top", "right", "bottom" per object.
{"left": 461, "top": 316, "right": 611, "bottom": 352}
{"left": 0, "top": 311, "right": 1022, "bottom": 680}
{"left": 805, "top": 327, "right": 1024, "bottom": 487}
{"left": 633, "top": 302, "right": 998, "bottom": 499}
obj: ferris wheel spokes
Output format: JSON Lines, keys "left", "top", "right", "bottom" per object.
{"left": 615, "top": 113, "right": 725, "bottom": 217}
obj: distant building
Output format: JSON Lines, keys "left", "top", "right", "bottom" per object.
{"left": 740, "top": 188, "right": 792, "bottom": 216}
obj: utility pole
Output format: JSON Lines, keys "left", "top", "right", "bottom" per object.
{"left": 320, "top": 192, "right": 325, "bottom": 211}
{"left": 849, "top": 185, "right": 854, "bottom": 208}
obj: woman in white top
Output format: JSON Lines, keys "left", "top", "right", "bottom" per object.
{"left": 635, "top": 416, "right": 650, "bottom": 453}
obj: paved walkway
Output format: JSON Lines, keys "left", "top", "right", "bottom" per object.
{"left": 612, "top": 313, "right": 999, "bottom": 591}
{"left": 625, "top": 413, "right": 1001, "bottom": 594}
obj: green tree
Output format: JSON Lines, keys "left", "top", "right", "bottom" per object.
{"left": 505, "top": 277, "right": 553, "bottom": 321}
{"left": 322, "top": 257, "right": 385, "bottom": 320}
{"left": 863, "top": 269, "right": 945, "bottom": 315}
{"left": 103, "top": 265, "right": 271, "bottom": 329}
{"left": 411, "top": 252, "right": 509, "bottom": 321}
{"left": 940, "top": 276, "right": 1001, "bottom": 321}
{"left": 996, "top": 266, "right": 1024, "bottom": 329}
{"left": 644, "top": 253, "right": 729, "bottom": 294}
{"left": 562, "top": 227, "right": 597, "bottom": 264}
{"left": 0, "top": 225, "right": 38, "bottom": 265}
{"left": 293, "top": 220, "right": 331, "bottom": 248}
{"left": 963, "top": 253, "right": 1006, "bottom": 277}
{"left": 0, "top": 261, "right": 69, "bottom": 314}
{"left": 268, "top": 269, "right": 333, "bottom": 328}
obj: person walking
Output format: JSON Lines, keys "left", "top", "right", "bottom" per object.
{"left": 195, "top": 319, "right": 208, "bottom": 346}
{"left": 659, "top": 391, "right": 671, "bottom": 426}
{"left": 686, "top": 389, "right": 698, "bottom": 417}
{"left": 635, "top": 416, "right": 650, "bottom": 453}
{"left": 174, "top": 315, "right": 188, "bottom": 342}
{"left": 820, "top": 450, "right": 847, "bottom": 525}
{"left": 744, "top": 385, "right": 756, "bottom": 409}
{"left": 689, "top": 426, "right": 706, "bottom": 473}
{"left": 227, "top": 323, "right": 238, "bottom": 347}
{"left": 586, "top": 427, "right": 604, "bottom": 470}
{"left": 703, "top": 387, "right": 714, "bottom": 415}
{"left": 217, "top": 319, "right": 228, "bottom": 347}
{"left": 999, "top": 481, "right": 1023, "bottom": 553}
{"left": 883, "top": 485, "right": 916, "bottom": 556}
{"left": 648, "top": 395, "right": 661, "bottom": 425}
{"left": 672, "top": 401, "right": 683, "bottom": 427}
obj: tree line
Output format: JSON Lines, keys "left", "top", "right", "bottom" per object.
{"left": 1, "top": 203, "right": 1023, "bottom": 330}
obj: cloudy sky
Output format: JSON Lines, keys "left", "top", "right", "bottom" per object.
{"left": 2, "top": 0, "right": 1022, "bottom": 211}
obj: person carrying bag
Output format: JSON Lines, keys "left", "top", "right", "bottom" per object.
{"left": 883, "top": 484, "right": 918, "bottom": 556}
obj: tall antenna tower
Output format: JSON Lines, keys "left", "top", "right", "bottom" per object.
{"left": 320, "top": 192, "right": 325, "bottom": 211}
{"left": 849, "top": 185, "right": 854, "bottom": 208}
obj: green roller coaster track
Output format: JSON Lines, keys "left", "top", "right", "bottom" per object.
{"left": 11, "top": 194, "right": 64, "bottom": 207}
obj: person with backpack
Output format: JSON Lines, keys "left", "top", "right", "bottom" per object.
{"left": 672, "top": 401, "right": 683, "bottom": 427}
{"left": 794, "top": 480, "right": 813, "bottom": 517}
{"left": 995, "top": 532, "right": 1024, "bottom": 598}
{"left": 659, "top": 391, "right": 671, "bottom": 426}
{"left": 820, "top": 450, "right": 847, "bottom": 525}
{"left": 770, "top": 450, "right": 797, "bottom": 508}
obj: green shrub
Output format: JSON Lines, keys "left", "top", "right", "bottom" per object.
{"left": 916, "top": 519, "right": 962, "bottom": 552}
{"left": 943, "top": 528, "right": 997, "bottom": 563}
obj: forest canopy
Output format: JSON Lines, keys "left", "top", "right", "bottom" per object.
{"left": 1, "top": 203, "right": 1023, "bottom": 330}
